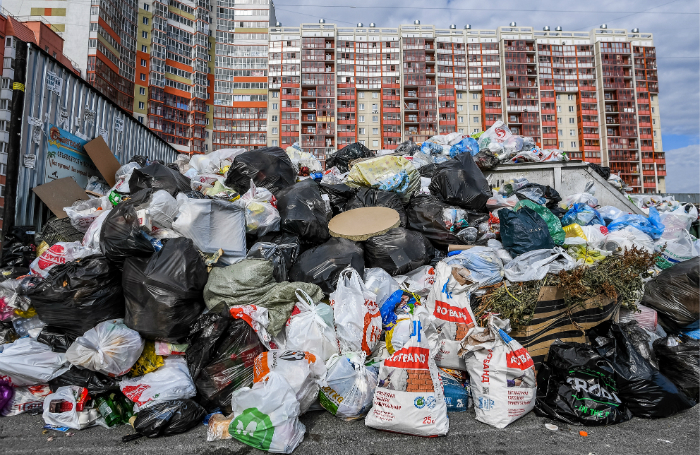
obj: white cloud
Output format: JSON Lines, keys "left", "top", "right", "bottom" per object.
{"left": 665, "top": 144, "right": 700, "bottom": 193}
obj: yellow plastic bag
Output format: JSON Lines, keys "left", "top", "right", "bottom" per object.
{"left": 127, "top": 341, "right": 164, "bottom": 377}
{"left": 563, "top": 223, "right": 587, "bottom": 240}
{"left": 346, "top": 156, "right": 420, "bottom": 203}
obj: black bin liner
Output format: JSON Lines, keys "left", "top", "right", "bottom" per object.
{"left": 276, "top": 179, "right": 330, "bottom": 245}
{"left": 1, "top": 226, "right": 36, "bottom": 268}
{"left": 123, "top": 238, "right": 208, "bottom": 342}
{"left": 345, "top": 188, "right": 407, "bottom": 228}
{"left": 224, "top": 147, "right": 296, "bottom": 196}
{"left": 37, "top": 326, "right": 78, "bottom": 352}
{"left": 50, "top": 367, "right": 120, "bottom": 395}
{"left": 588, "top": 322, "right": 696, "bottom": 418}
{"left": 99, "top": 189, "right": 155, "bottom": 268}
{"left": 364, "top": 227, "right": 433, "bottom": 276}
{"left": 129, "top": 163, "right": 191, "bottom": 196}
{"left": 653, "top": 335, "right": 700, "bottom": 401}
{"left": 473, "top": 150, "right": 499, "bottom": 171}
{"left": 26, "top": 255, "right": 124, "bottom": 336}
{"left": 320, "top": 183, "right": 356, "bottom": 216}
{"left": 325, "top": 142, "right": 374, "bottom": 173}
{"left": 247, "top": 239, "right": 300, "bottom": 283}
{"left": 641, "top": 258, "right": 699, "bottom": 332}
{"left": 535, "top": 340, "right": 633, "bottom": 426}
{"left": 405, "top": 194, "right": 464, "bottom": 250}
{"left": 289, "top": 237, "right": 364, "bottom": 294}
{"left": 132, "top": 399, "right": 206, "bottom": 438}
{"left": 499, "top": 206, "right": 554, "bottom": 257}
{"left": 513, "top": 183, "right": 563, "bottom": 213}
{"left": 428, "top": 153, "right": 492, "bottom": 211}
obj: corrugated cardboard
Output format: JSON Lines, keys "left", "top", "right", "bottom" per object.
{"left": 328, "top": 207, "right": 400, "bottom": 241}
{"left": 447, "top": 244, "right": 477, "bottom": 252}
{"left": 32, "top": 177, "right": 89, "bottom": 219}
{"left": 84, "top": 136, "right": 120, "bottom": 187}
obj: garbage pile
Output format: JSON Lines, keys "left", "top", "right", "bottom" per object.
{"left": 0, "top": 122, "right": 697, "bottom": 452}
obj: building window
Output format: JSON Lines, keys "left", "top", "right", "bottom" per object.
{"left": 372, "top": 140, "right": 379, "bottom": 147}
{"left": 652, "top": 119, "right": 656, "bottom": 125}
{"left": 358, "top": 92, "right": 364, "bottom": 99}
{"left": 138, "top": 116, "right": 144, "bottom": 123}
{"left": 143, "top": 17, "right": 149, "bottom": 25}
{"left": 272, "top": 140, "right": 278, "bottom": 146}
{"left": 654, "top": 141, "right": 658, "bottom": 149}
{"left": 142, "top": 31, "right": 148, "bottom": 39}
{"left": 558, "top": 118, "right": 562, "bottom": 124}
{"left": 372, "top": 92, "right": 378, "bottom": 99}
{"left": 139, "top": 87, "right": 145, "bottom": 95}
{"left": 457, "top": 93, "right": 463, "bottom": 99}
{"left": 473, "top": 116, "right": 479, "bottom": 123}
{"left": 568, "top": 94, "right": 574, "bottom": 101}
{"left": 651, "top": 107, "right": 655, "bottom": 113}
{"left": 558, "top": 129, "right": 563, "bottom": 136}
{"left": 140, "top": 73, "right": 146, "bottom": 81}
{"left": 271, "top": 115, "right": 278, "bottom": 122}
{"left": 0, "top": 163, "right": 5, "bottom": 174}
{"left": 141, "top": 45, "right": 148, "bottom": 52}
{"left": 568, "top": 106, "right": 574, "bottom": 112}
{"left": 372, "top": 128, "right": 378, "bottom": 135}
{"left": 653, "top": 130, "right": 657, "bottom": 137}
{"left": 272, "top": 127, "right": 278, "bottom": 134}
{"left": 472, "top": 105, "right": 478, "bottom": 111}
{"left": 559, "top": 141, "right": 564, "bottom": 148}
{"left": 556, "top": 105, "right": 561, "bottom": 112}
{"left": 472, "top": 128, "right": 479, "bottom": 134}
{"left": 457, "top": 105, "right": 463, "bottom": 112}
{"left": 138, "top": 101, "right": 144, "bottom": 109}
{"left": 272, "top": 92, "right": 278, "bottom": 98}
{"left": 556, "top": 94, "right": 560, "bottom": 100}
{"left": 5, "top": 37, "right": 12, "bottom": 47}
{"left": 359, "top": 103, "right": 365, "bottom": 110}
{"left": 569, "top": 129, "right": 575, "bottom": 136}
{"left": 272, "top": 103, "right": 278, "bottom": 109}
{"left": 372, "top": 115, "right": 378, "bottom": 122}
{"left": 472, "top": 93, "right": 478, "bottom": 99}
{"left": 569, "top": 118, "right": 575, "bottom": 124}
{"left": 459, "top": 128, "right": 464, "bottom": 133}
{"left": 143, "top": 3, "right": 149, "bottom": 10}
{"left": 570, "top": 141, "right": 576, "bottom": 148}
{"left": 371, "top": 104, "right": 377, "bottom": 112}
{"left": 359, "top": 115, "right": 365, "bottom": 122}
{"left": 458, "top": 116, "right": 464, "bottom": 123}
{"left": 53, "top": 52, "right": 57, "bottom": 58}
{"left": 359, "top": 128, "right": 366, "bottom": 135}
{"left": 0, "top": 185, "right": 4, "bottom": 197}
{"left": 141, "top": 59, "right": 147, "bottom": 66}
{"left": 651, "top": 95, "right": 655, "bottom": 101}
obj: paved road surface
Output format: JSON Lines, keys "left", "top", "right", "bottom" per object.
{"left": 1, "top": 405, "right": 698, "bottom": 455}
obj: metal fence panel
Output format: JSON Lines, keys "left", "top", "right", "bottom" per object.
{"left": 14, "top": 44, "right": 178, "bottom": 227}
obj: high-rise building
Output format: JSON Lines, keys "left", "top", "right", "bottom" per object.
{"left": 212, "top": 0, "right": 276, "bottom": 150}
{"left": 4, "top": 0, "right": 139, "bottom": 113}
{"left": 266, "top": 22, "right": 665, "bottom": 193}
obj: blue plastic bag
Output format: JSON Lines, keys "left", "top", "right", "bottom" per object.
{"left": 420, "top": 141, "right": 444, "bottom": 156}
{"left": 444, "top": 246, "right": 504, "bottom": 286}
{"left": 377, "top": 170, "right": 409, "bottom": 193}
{"left": 561, "top": 203, "right": 605, "bottom": 227}
{"left": 607, "top": 207, "right": 665, "bottom": 240}
{"left": 448, "top": 137, "right": 479, "bottom": 158}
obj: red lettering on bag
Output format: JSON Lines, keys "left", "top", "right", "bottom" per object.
{"left": 433, "top": 300, "right": 474, "bottom": 325}
{"left": 383, "top": 346, "right": 430, "bottom": 369}
{"left": 506, "top": 347, "right": 534, "bottom": 370}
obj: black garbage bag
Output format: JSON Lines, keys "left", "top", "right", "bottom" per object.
{"left": 588, "top": 163, "right": 611, "bottom": 180}
{"left": 587, "top": 322, "right": 695, "bottom": 418}
{"left": 289, "top": 237, "right": 364, "bottom": 294}
{"left": 473, "top": 150, "right": 499, "bottom": 171}
{"left": 187, "top": 309, "right": 265, "bottom": 413}
{"left": 364, "top": 228, "right": 433, "bottom": 276}
{"left": 418, "top": 163, "right": 438, "bottom": 178}
{"left": 131, "top": 399, "right": 206, "bottom": 438}
{"left": 99, "top": 189, "right": 155, "bottom": 268}
{"left": 224, "top": 147, "right": 296, "bottom": 196}
{"left": 641, "top": 258, "right": 699, "bottom": 332}
{"left": 320, "top": 183, "right": 356, "bottom": 216}
{"left": 500, "top": 207, "right": 554, "bottom": 257}
{"left": 345, "top": 188, "right": 407, "bottom": 228}
{"left": 129, "top": 163, "right": 191, "bottom": 196}
{"left": 25, "top": 256, "right": 124, "bottom": 336}
{"left": 406, "top": 194, "right": 464, "bottom": 250}
{"left": 653, "top": 335, "right": 700, "bottom": 401}
{"left": 129, "top": 155, "right": 149, "bottom": 167}
{"left": 276, "top": 179, "right": 330, "bottom": 245}
{"left": 37, "top": 326, "right": 78, "bottom": 353}
{"left": 123, "top": 238, "right": 208, "bottom": 342}
{"left": 183, "top": 190, "right": 207, "bottom": 199}
{"left": 0, "top": 321, "right": 17, "bottom": 344}
{"left": 396, "top": 140, "right": 420, "bottom": 155}
{"left": 514, "top": 183, "right": 562, "bottom": 213}
{"left": 247, "top": 241, "right": 300, "bottom": 282}
{"left": 429, "top": 153, "right": 492, "bottom": 211}
{"left": 49, "top": 367, "right": 120, "bottom": 395}
{"left": 325, "top": 142, "right": 374, "bottom": 173}
{"left": 619, "top": 321, "right": 658, "bottom": 368}
{"left": 534, "top": 340, "right": 633, "bottom": 426}
{"left": 1, "top": 226, "right": 35, "bottom": 268}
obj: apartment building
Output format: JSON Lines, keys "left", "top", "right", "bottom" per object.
{"left": 266, "top": 21, "right": 665, "bottom": 193}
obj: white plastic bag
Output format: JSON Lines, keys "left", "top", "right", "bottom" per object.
{"left": 42, "top": 386, "right": 98, "bottom": 430}
{"left": 478, "top": 120, "right": 513, "bottom": 151}
{"left": 563, "top": 224, "right": 608, "bottom": 248}
{"left": 0, "top": 338, "right": 69, "bottom": 386}
{"left": 602, "top": 226, "right": 654, "bottom": 254}
{"left": 82, "top": 209, "right": 112, "bottom": 250}
{"left": 240, "top": 180, "right": 280, "bottom": 236}
{"left": 425, "top": 262, "right": 477, "bottom": 370}
{"left": 487, "top": 239, "right": 513, "bottom": 265}
{"left": 230, "top": 371, "right": 305, "bottom": 454}
{"left": 112, "top": 162, "right": 141, "bottom": 194}
{"left": 462, "top": 315, "right": 536, "bottom": 429}
{"left": 63, "top": 197, "right": 111, "bottom": 232}
{"left": 399, "top": 265, "right": 436, "bottom": 296}
{"left": 363, "top": 268, "right": 401, "bottom": 307}
{"left": 5, "top": 384, "right": 52, "bottom": 416}
{"left": 365, "top": 314, "right": 449, "bottom": 436}
{"left": 65, "top": 319, "right": 145, "bottom": 377}
{"left": 503, "top": 248, "right": 576, "bottom": 282}
{"left": 172, "top": 196, "right": 246, "bottom": 264}
{"left": 286, "top": 147, "right": 323, "bottom": 174}
{"left": 145, "top": 190, "right": 178, "bottom": 232}
{"left": 655, "top": 212, "right": 699, "bottom": 268}
{"left": 330, "top": 268, "right": 381, "bottom": 355}
{"left": 230, "top": 304, "right": 274, "bottom": 349}
{"left": 254, "top": 350, "right": 326, "bottom": 414}
{"left": 319, "top": 352, "right": 378, "bottom": 420}
{"left": 285, "top": 290, "right": 338, "bottom": 362}
{"left": 119, "top": 357, "right": 196, "bottom": 411}
{"left": 29, "top": 241, "right": 98, "bottom": 278}
{"left": 85, "top": 176, "right": 111, "bottom": 196}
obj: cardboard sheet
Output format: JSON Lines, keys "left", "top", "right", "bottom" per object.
{"left": 328, "top": 207, "right": 400, "bottom": 241}
{"left": 32, "top": 177, "right": 89, "bottom": 218}
{"left": 84, "top": 136, "right": 120, "bottom": 187}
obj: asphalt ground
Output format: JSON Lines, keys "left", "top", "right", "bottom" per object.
{"left": 0, "top": 403, "right": 698, "bottom": 455}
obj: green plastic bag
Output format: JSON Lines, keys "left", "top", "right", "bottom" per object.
{"left": 515, "top": 199, "right": 566, "bottom": 245}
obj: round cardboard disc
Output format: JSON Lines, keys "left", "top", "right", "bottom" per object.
{"left": 328, "top": 206, "right": 401, "bottom": 241}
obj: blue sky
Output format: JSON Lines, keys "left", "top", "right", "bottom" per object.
{"left": 273, "top": 0, "right": 700, "bottom": 192}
